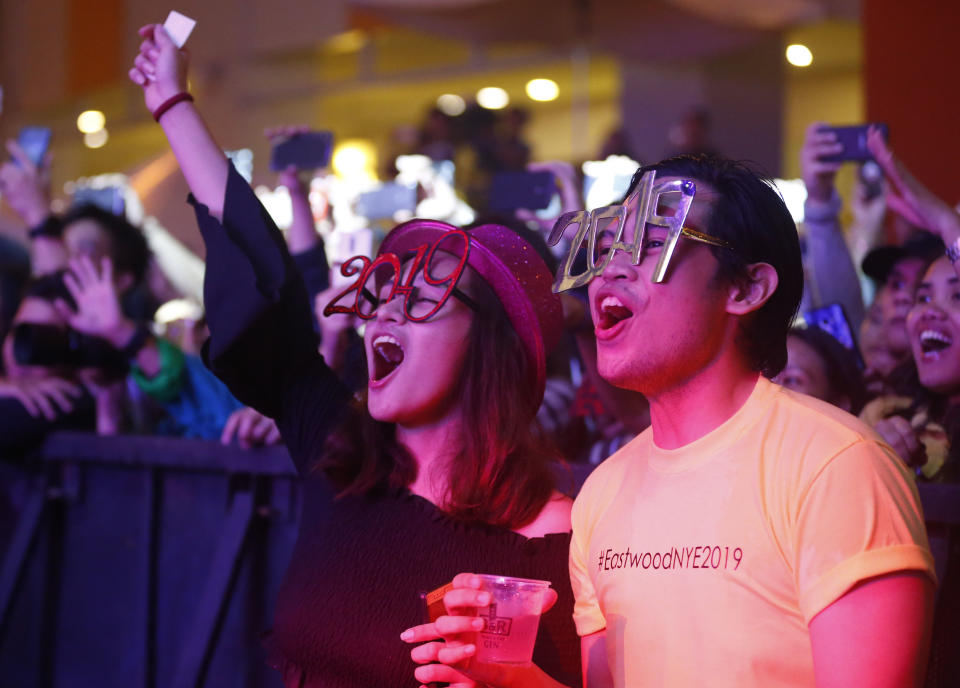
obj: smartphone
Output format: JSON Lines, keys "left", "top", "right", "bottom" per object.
{"left": 72, "top": 186, "right": 125, "bottom": 216}
{"left": 270, "top": 132, "right": 334, "bottom": 172}
{"left": 488, "top": 171, "right": 556, "bottom": 212}
{"left": 16, "top": 126, "right": 52, "bottom": 167}
{"left": 802, "top": 302, "right": 865, "bottom": 368}
{"left": 819, "top": 123, "right": 889, "bottom": 163}
{"left": 355, "top": 183, "right": 417, "bottom": 220}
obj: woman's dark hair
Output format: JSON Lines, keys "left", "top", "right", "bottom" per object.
{"left": 62, "top": 204, "right": 151, "bottom": 285}
{"left": 787, "top": 326, "right": 868, "bottom": 415}
{"left": 318, "top": 271, "right": 557, "bottom": 529}
{"left": 629, "top": 155, "right": 804, "bottom": 377}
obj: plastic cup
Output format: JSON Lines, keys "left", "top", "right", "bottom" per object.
{"left": 473, "top": 574, "right": 551, "bottom": 665}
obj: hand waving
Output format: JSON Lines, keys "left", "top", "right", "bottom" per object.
{"left": 55, "top": 256, "right": 124, "bottom": 339}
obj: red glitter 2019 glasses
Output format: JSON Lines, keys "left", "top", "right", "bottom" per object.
{"left": 323, "top": 227, "right": 477, "bottom": 322}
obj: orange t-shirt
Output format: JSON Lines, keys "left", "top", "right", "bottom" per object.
{"left": 570, "top": 377, "right": 935, "bottom": 687}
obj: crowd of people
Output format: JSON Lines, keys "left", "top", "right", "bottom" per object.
{"left": 0, "top": 18, "right": 958, "bottom": 688}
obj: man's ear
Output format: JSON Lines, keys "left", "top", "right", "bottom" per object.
{"left": 726, "top": 262, "right": 778, "bottom": 315}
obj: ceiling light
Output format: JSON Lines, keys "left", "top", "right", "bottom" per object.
{"left": 436, "top": 94, "right": 466, "bottom": 116}
{"left": 477, "top": 87, "right": 509, "bottom": 110}
{"left": 77, "top": 110, "right": 106, "bottom": 134}
{"left": 525, "top": 78, "right": 559, "bottom": 102}
{"left": 331, "top": 140, "right": 377, "bottom": 181}
{"left": 83, "top": 128, "right": 109, "bottom": 149}
{"left": 786, "top": 44, "right": 813, "bottom": 67}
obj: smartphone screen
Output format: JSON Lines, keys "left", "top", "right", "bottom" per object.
{"left": 72, "top": 186, "right": 125, "bottom": 216}
{"left": 16, "top": 126, "right": 52, "bottom": 167}
{"left": 488, "top": 171, "right": 556, "bottom": 212}
{"left": 802, "top": 302, "right": 865, "bottom": 369}
{"left": 270, "top": 132, "right": 334, "bottom": 172}
{"left": 355, "top": 183, "right": 417, "bottom": 220}
{"left": 820, "top": 123, "right": 889, "bottom": 163}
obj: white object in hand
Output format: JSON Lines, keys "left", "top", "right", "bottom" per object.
{"left": 163, "top": 10, "right": 196, "bottom": 48}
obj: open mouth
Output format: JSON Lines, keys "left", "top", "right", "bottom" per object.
{"left": 920, "top": 329, "right": 953, "bottom": 357}
{"left": 371, "top": 334, "right": 405, "bottom": 381}
{"left": 597, "top": 295, "right": 634, "bottom": 331}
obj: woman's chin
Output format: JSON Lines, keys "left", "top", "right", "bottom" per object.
{"left": 917, "top": 367, "right": 960, "bottom": 397}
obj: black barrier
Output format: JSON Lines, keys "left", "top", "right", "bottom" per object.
{"left": 0, "top": 433, "right": 958, "bottom": 687}
{"left": 0, "top": 433, "right": 300, "bottom": 688}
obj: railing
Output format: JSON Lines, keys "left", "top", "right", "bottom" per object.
{"left": 0, "top": 433, "right": 957, "bottom": 687}
{"left": 0, "top": 433, "right": 300, "bottom": 688}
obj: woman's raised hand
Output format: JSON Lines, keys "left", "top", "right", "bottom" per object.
{"left": 866, "top": 126, "right": 960, "bottom": 245}
{"left": 128, "top": 24, "right": 189, "bottom": 112}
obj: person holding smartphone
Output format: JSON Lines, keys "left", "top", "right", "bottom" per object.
{"left": 129, "top": 23, "right": 581, "bottom": 687}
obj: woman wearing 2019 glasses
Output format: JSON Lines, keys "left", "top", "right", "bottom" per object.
{"left": 129, "top": 22, "right": 580, "bottom": 688}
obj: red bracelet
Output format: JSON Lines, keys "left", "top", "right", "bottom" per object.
{"left": 152, "top": 92, "right": 194, "bottom": 122}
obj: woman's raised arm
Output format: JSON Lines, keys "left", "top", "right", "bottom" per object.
{"left": 129, "top": 23, "right": 228, "bottom": 219}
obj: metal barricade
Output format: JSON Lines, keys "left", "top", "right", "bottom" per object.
{"left": 1, "top": 433, "right": 958, "bottom": 687}
{"left": 0, "top": 433, "right": 299, "bottom": 688}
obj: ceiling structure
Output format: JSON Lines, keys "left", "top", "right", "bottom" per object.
{"left": 0, "top": 0, "right": 863, "bottom": 248}
{"left": 349, "top": 0, "right": 859, "bottom": 60}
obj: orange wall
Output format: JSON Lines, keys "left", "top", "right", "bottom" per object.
{"left": 864, "top": 1, "right": 960, "bottom": 204}
{"left": 66, "top": 0, "right": 124, "bottom": 96}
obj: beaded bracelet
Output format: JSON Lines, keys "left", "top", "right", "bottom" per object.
{"left": 152, "top": 92, "right": 194, "bottom": 122}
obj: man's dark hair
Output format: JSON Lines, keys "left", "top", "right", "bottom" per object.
{"left": 61, "top": 204, "right": 151, "bottom": 284}
{"left": 630, "top": 154, "right": 803, "bottom": 377}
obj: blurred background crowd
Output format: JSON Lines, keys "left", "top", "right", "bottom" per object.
{"left": 1, "top": 1, "right": 959, "bottom": 482}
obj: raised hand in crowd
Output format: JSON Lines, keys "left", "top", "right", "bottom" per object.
{"left": 265, "top": 125, "right": 323, "bottom": 254}
{"left": 867, "top": 126, "right": 960, "bottom": 248}
{"left": 54, "top": 255, "right": 162, "bottom": 378}
{"left": 0, "top": 140, "right": 67, "bottom": 274}
{"left": 800, "top": 122, "right": 843, "bottom": 205}
{"left": 0, "top": 377, "right": 81, "bottom": 420}
{"left": 402, "top": 573, "right": 566, "bottom": 688}
{"left": 516, "top": 160, "right": 582, "bottom": 232}
{"left": 55, "top": 256, "right": 124, "bottom": 342}
{"left": 50, "top": 255, "right": 134, "bottom": 433}
{"left": 848, "top": 173, "right": 888, "bottom": 267}
{"left": 129, "top": 23, "right": 228, "bottom": 218}
{"left": 0, "top": 140, "right": 52, "bottom": 226}
{"left": 220, "top": 405, "right": 281, "bottom": 448}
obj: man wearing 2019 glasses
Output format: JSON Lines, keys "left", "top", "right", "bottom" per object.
{"left": 423, "top": 156, "right": 935, "bottom": 688}
{"left": 564, "top": 156, "right": 935, "bottom": 687}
